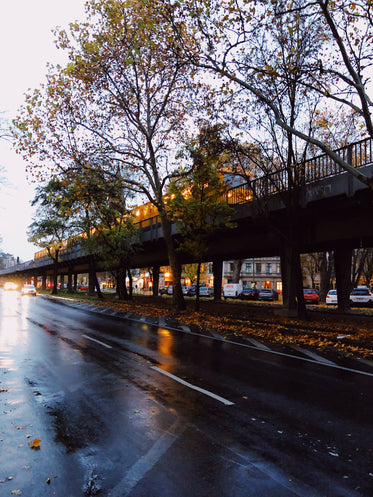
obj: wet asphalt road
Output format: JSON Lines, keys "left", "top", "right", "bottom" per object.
{"left": 0, "top": 291, "right": 373, "bottom": 497}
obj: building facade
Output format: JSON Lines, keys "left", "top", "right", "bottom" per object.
{"left": 158, "top": 257, "right": 283, "bottom": 293}
{"left": 222, "top": 257, "right": 282, "bottom": 292}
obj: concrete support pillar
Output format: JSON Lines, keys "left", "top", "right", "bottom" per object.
{"left": 74, "top": 273, "right": 78, "bottom": 291}
{"left": 152, "top": 265, "right": 160, "bottom": 297}
{"left": 42, "top": 272, "right": 47, "bottom": 291}
{"left": 60, "top": 274, "right": 65, "bottom": 290}
{"left": 212, "top": 258, "right": 223, "bottom": 302}
{"left": 280, "top": 244, "right": 306, "bottom": 316}
{"left": 334, "top": 247, "right": 352, "bottom": 311}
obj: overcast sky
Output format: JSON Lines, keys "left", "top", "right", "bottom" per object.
{"left": 0, "top": 0, "right": 87, "bottom": 260}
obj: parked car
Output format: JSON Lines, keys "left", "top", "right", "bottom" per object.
{"left": 185, "top": 285, "right": 197, "bottom": 296}
{"left": 199, "top": 286, "right": 213, "bottom": 297}
{"left": 258, "top": 288, "right": 278, "bottom": 301}
{"left": 21, "top": 284, "right": 37, "bottom": 296}
{"left": 303, "top": 288, "right": 319, "bottom": 305}
{"left": 223, "top": 283, "right": 243, "bottom": 299}
{"left": 350, "top": 286, "right": 373, "bottom": 306}
{"left": 326, "top": 289, "right": 338, "bottom": 305}
{"left": 159, "top": 286, "right": 168, "bottom": 295}
{"left": 239, "top": 288, "right": 259, "bottom": 300}
{"left": 206, "top": 287, "right": 214, "bottom": 297}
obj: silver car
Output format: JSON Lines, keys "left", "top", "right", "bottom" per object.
{"left": 21, "top": 284, "right": 37, "bottom": 296}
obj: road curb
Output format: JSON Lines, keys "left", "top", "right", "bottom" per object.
{"left": 41, "top": 294, "right": 192, "bottom": 334}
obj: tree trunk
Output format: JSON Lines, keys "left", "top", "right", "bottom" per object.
{"left": 160, "top": 214, "right": 185, "bottom": 311}
{"left": 280, "top": 238, "right": 306, "bottom": 318}
{"left": 94, "top": 273, "right": 103, "bottom": 299}
{"left": 88, "top": 255, "right": 96, "bottom": 296}
{"left": 116, "top": 267, "right": 129, "bottom": 300}
{"left": 295, "top": 252, "right": 307, "bottom": 318}
{"left": 51, "top": 251, "right": 59, "bottom": 295}
{"left": 67, "top": 265, "right": 73, "bottom": 293}
{"left": 212, "top": 258, "right": 223, "bottom": 302}
{"left": 335, "top": 247, "right": 352, "bottom": 311}
{"left": 231, "top": 259, "right": 243, "bottom": 283}
{"left": 319, "top": 252, "right": 332, "bottom": 303}
{"left": 152, "top": 265, "right": 160, "bottom": 297}
{"left": 195, "top": 260, "right": 201, "bottom": 312}
{"left": 127, "top": 268, "right": 133, "bottom": 299}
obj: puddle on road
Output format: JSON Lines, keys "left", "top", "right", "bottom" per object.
{"left": 48, "top": 403, "right": 105, "bottom": 455}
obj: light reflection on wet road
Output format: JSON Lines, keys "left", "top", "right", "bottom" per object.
{"left": 0, "top": 291, "right": 372, "bottom": 496}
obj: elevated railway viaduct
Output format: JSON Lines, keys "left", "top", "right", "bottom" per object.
{"left": 2, "top": 138, "right": 373, "bottom": 310}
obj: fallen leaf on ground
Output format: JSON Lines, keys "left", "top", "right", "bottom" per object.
{"left": 29, "top": 438, "right": 41, "bottom": 449}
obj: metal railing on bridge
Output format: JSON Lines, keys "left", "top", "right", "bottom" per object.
{"left": 226, "top": 137, "right": 373, "bottom": 205}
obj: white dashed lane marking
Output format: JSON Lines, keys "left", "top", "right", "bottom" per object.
{"left": 82, "top": 334, "right": 112, "bottom": 349}
{"left": 151, "top": 366, "right": 234, "bottom": 406}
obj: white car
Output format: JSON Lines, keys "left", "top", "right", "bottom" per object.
{"left": 349, "top": 286, "right": 373, "bottom": 307}
{"left": 21, "top": 284, "right": 37, "bottom": 296}
{"left": 223, "top": 283, "right": 243, "bottom": 299}
{"left": 326, "top": 289, "right": 337, "bottom": 305}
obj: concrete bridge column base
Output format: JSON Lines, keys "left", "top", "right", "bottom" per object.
{"left": 280, "top": 243, "right": 307, "bottom": 317}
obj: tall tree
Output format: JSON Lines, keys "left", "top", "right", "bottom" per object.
{"left": 92, "top": 193, "right": 140, "bottom": 300}
{"left": 165, "top": 0, "right": 373, "bottom": 187}
{"left": 13, "top": 0, "right": 208, "bottom": 310}
{"left": 28, "top": 183, "right": 74, "bottom": 295}
{"left": 167, "top": 124, "right": 234, "bottom": 311}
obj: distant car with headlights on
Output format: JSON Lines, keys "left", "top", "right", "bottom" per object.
{"left": 303, "top": 288, "right": 319, "bottom": 305}
{"left": 326, "top": 289, "right": 338, "bottom": 305}
{"left": 4, "top": 282, "right": 18, "bottom": 291}
{"left": 21, "top": 284, "right": 37, "bottom": 296}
